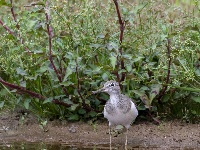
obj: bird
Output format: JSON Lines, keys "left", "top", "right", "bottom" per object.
{"left": 92, "top": 80, "right": 138, "bottom": 148}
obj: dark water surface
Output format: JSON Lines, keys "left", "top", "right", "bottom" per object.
{"left": 0, "top": 142, "right": 196, "bottom": 150}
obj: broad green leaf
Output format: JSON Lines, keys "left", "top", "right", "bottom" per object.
{"left": 43, "top": 97, "right": 53, "bottom": 104}
{"left": 88, "top": 111, "right": 97, "bottom": 117}
{"left": 110, "top": 56, "right": 117, "bottom": 70}
{"left": 96, "top": 34, "right": 105, "bottom": 39}
{"left": 92, "top": 66, "right": 102, "bottom": 74}
{"left": 37, "top": 66, "right": 48, "bottom": 73}
{"left": 133, "top": 90, "right": 150, "bottom": 108}
{"left": 70, "top": 104, "right": 79, "bottom": 111}
{"left": 132, "top": 56, "right": 144, "bottom": 62}
{"left": 191, "top": 96, "right": 200, "bottom": 103}
{"left": 0, "top": 89, "right": 8, "bottom": 96}
{"left": 0, "top": 0, "right": 11, "bottom": 7}
{"left": 20, "top": 81, "right": 26, "bottom": 88}
{"left": 151, "top": 43, "right": 156, "bottom": 50}
{"left": 133, "top": 90, "right": 145, "bottom": 97}
{"left": 27, "top": 20, "right": 37, "bottom": 30}
{"left": 149, "top": 84, "right": 162, "bottom": 102}
{"left": 102, "top": 72, "right": 109, "bottom": 81}
{"left": 90, "top": 43, "right": 102, "bottom": 49}
{"left": 162, "top": 94, "right": 170, "bottom": 102}
{"left": 16, "top": 68, "right": 27, "bottom": 76}
{"left": 106, "top": 42, "right": 118, "bottom": 50}
{"left": 24, "top": 99, "right": 31, "bottom": 109}
{"left": 68, "top": 114, "right": 79, "bottom": 121}
{"left": 78, "top": 108, "right": 86, "bottom": 114}
{"left": 0, "top": 101, "right": 4, "bottom": 108}
{"left": 60, "top": 81, "right": 74, "bottom": 86}
{"left": 126, "top": 65, "right": 132, "bottom": 72}
{"left": 63, "top": 67, "right": 73, "bottom": 82}
{"left": 63, "top": 98, "right": 74, "bottom": 105}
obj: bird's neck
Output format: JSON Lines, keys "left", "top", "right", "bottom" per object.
{"left": 109, "top": 92, "right": 120, "bottom": 104}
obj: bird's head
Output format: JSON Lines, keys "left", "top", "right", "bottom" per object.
{"left": 92, "top": 80, "right": 121, "bottom": 95}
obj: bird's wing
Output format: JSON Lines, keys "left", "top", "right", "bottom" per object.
{"left": 118, "top": 94, "right": 132, "bottom": 114}
{"left": 104, "top": 100, "right": 115, "bottom": 114}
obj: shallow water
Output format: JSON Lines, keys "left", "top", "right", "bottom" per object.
{"left": 0, "top": 142, "right": 196, "bottom": 150}
{"left": 0, "top": 142, "right": 163, "bottom": 150}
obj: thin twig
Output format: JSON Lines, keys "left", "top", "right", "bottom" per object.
{"left": 0, "top": 78, "right": 45, "bottom": 100}
{"left": 10, "top": 0, "right": 30, "bottom": 52}
{"left": 0, "top": 19, "right": 15, "bottom": 36}
{"left": 10, "top": 0, "right": 19, "bottom": 29}
{"left": 52, "top": 99, "right": 71, "bottom": 107}
{"left": 147, "top": 109, "right": 160, "bottom": 125}
{"left": 157, "top": 38, "right": 172, "bottom": 102}
{"left": 45, "top": 1, "right": 69, "bottom": 96}
{"left": 0, "top": 19, "right": 30, "bottom": 52}
{"left": 0, "top": 78, "right": 71, "bottom": 107}
{"left": 112, "top": 0, "right": 126, "bottom": 83}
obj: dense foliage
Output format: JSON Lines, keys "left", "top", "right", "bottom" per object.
{"left": 1, "top": 0, "right": 200, "bottom": 123}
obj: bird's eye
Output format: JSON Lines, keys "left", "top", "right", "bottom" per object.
{"left": 110, "top": 83, "right": 114, "bottom": 86}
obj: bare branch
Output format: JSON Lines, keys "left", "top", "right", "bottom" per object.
{"left": 44, "top": 1, "right": 69, "bottom": 96}
{"left": 157, "top": 38, "right": 172, "bottom": 102}
{"left": 0, "top": 78, "right": 45, "bottom": 100}
{"left": 0, "top": 78, "right": 71, "bottom": 107}
{"left": 0, "top": 19, "right": 15, "bottom": 36}
{"left": 9, "top": 0, "right": 30, "bottom": 53}
{"left": 112, "top": 0, "right": 126, "bottom": 82}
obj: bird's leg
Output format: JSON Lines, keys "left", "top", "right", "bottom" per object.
{"left": 109, "top": 126, "right": 112, "bottom": 150}
{"left": 125, "top": 128, "right": 128, "bottom": 146}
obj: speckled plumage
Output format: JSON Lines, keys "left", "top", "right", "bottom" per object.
{"left": 93, "top": 80, "right": 138, "bottom": 147}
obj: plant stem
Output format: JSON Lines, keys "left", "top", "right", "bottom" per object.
{"left": 0, "top": 77, "right": 71, "bottom": 107}
{"left": 0, "top": 78, "right": 45, "bottom": 100}
{"left": 157, "top": 38, "right": 172, "bottom": 102}
{"left": 112, "top": 0, "right": 126, "bottom": 83}
{"left": 45, "top": 1, "right": 69, "bottom": 96}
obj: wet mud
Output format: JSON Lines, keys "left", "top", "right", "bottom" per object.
{"left": 0, "top": 110, "right": 200, "bottom": 149}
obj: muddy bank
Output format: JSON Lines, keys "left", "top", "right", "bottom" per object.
{"left": 0, "top": 110, "right": 200, "bottom": 149}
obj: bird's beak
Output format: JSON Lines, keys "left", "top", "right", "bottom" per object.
{"left": 92, "top": 87, "right": 105, "bottom": 94}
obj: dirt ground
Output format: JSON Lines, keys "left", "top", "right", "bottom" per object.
{"left": 0, "top": 110, "right": 200, "bottom": 149}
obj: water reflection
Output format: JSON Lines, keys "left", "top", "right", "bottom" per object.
{"left": 0, "top": 142, "right": 193, "bottom": 150}
{"left": 0, "top": 142, "right": 115, "bottom": 150}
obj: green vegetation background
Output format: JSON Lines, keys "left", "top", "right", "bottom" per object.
{"left": 1, "top": 0, "right": 200, "bottom": 123}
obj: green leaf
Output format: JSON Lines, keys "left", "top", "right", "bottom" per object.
{"left": 37, "top": 65, "right": 48, "bottom": 74}
{"left": 162, "top": 94, "right": 170, "bottom": 102}
{"left": 133, "top": 90, "right": 150, "bottom": 108}
{"left": 0, "top": 89, "right": 8, "bottom": 96}
{"left": 110, "top": 56, "right": 117, "bottom": 70}
{"left": 78, "top": 108, "right": 86, "bottom": 115}
{"left": 88, "top": 111, "right": 97, "bottom": 117}
{"left": 16, "top": 68, "right": 27, "bottom": 76}
{"left": 63, "top": 67, "right": 73, "bottom": 82}
{"left": 0, "top": 101, "right": 4, "bottom": 108}
{"left": 24, "top": 99, "right": 31, "bottom": 109}
{"left": 96, "top": 34, "right": 105, "bottom": 39}
{"left": 102, "top": 72, "right": 109, "bottom": 81}
{"left": 43, "top": 97, "right": 53, "bottom": 104}
{"left": 107, "top": 42, "right": 118, "bottom": 50}
{"left": 27, "top": 20, "right": 37, "bottom": 30}
{"left": 191, "top": 96, "right": 200, "bottom": 103}
{"left": 60, "top": 81, "right": 74, "bottom": 86}
{"left": 68, "top": 114, "right": 79, "bottom": 121}
{"left": 132, "top": 56, "right": 144, "bottom": 62}
{"left": 0, "top": 0, "right": 11, "bottom": 7}
{"left": 70, "top": 104, "right": 79, "bottom": 111}
{"left": 20, "top": 81, "right": 26, "bottom": 88}
{"left": 149, "top": 84, "right": 162, "bottom": 102}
